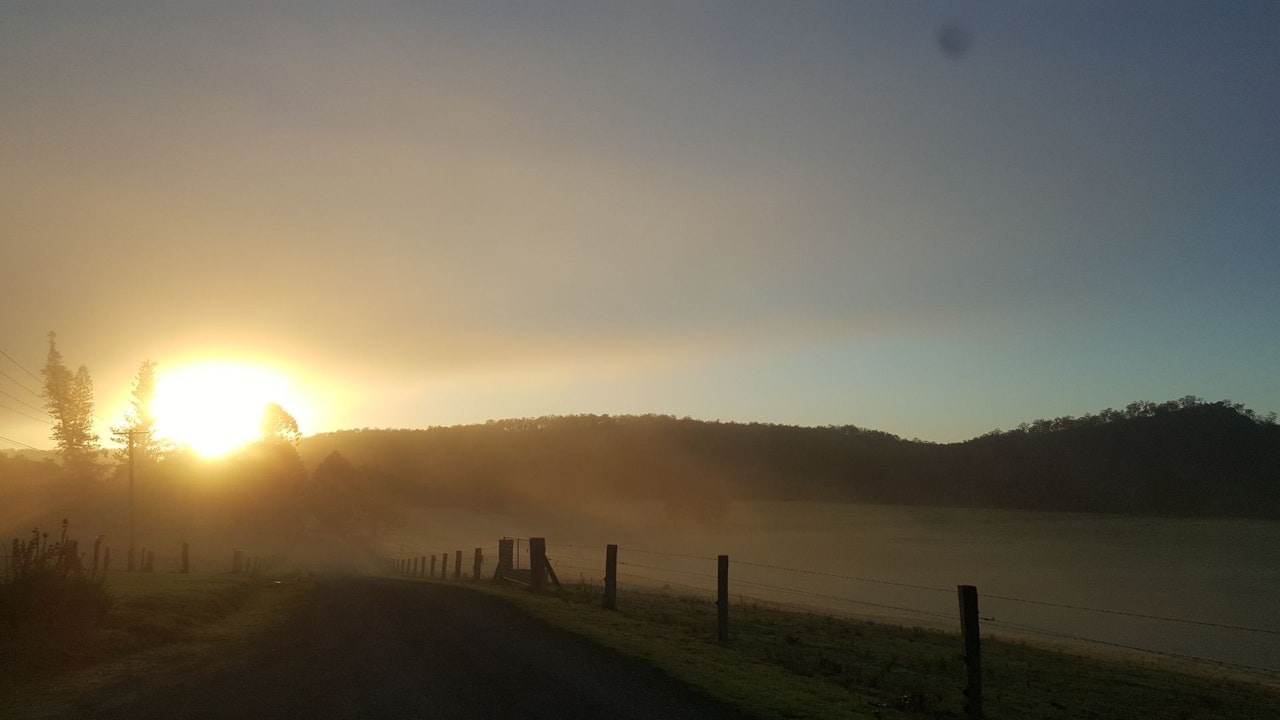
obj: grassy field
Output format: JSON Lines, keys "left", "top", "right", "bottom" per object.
{"left": 0, "top": 569, "right": 310, "bottom": 686}
{"left": 6, "top": 563, "right": 1278, "bottom": 719}
{"left": 467, "top": 576, "right": 1280, "bottom": 720}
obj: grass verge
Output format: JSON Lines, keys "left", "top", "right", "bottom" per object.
{"left": 0, "top": 569, "right": 311, "bottom": 692}
{"left": 466, "top": 577, "right": 1280, "bottom": 720}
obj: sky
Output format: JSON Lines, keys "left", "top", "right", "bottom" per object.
{"left": 1, "top": 1, "right": 1278, "bottom": 450}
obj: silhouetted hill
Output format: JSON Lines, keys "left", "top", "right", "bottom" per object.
{"left": 298, "top": 398, "right": 1280, "bottom": 519}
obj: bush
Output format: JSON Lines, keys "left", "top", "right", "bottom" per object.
{"left": 1, "top": 520, "right": 115, "bottom": 638}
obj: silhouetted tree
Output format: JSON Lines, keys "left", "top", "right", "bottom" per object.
{"left": 111, "top": 360, "right": 171, "bottom": 464}
{"left": 41, "top": 333, "right": 100, "bottom": 478}
{"left": 259, "top": 402, "right": 300, "bottom": 445}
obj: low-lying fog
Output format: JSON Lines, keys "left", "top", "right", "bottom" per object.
{"left": 394, "top": 501, "right": 1280, "bottom": 675}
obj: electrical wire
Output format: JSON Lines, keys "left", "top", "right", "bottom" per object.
{"left": 0, "top": 400, "right": 53, "bottom": 425}
{"left": 0, "top": 367, "right": 42, "bottom": 399}
{"left": 0, "top": 433, "right": 41, "bottom": 451}
{"left": 0, "top": 387, "right": 50, "bottom": 417}
{"left": 0, "top": 347, "right": 42, "bottom": 384}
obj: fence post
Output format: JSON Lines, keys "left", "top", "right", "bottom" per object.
{"left": 181, "top": 542, "right": 190, "bottom": 574}
{"left": 430, "top": 555, "right": 437, "bottom": 578}
{"left": 455, "top": 550, "right": 462, "bottom": 580}
{"left": 603, "top": 544, "right": 618, "bottom": 610}
{"left": 958, "top": 584, "right": 983, "bottom": 720}
{"left": 495, "top": 538, "right": 514, "bottom": 582}
{"left": 529, "top": 537, "right": 546, "bottom": 593}
{"left": 441, "top": 552, "right": 449, "bottom": 580}
{"left": 473, "top": 548, "right": 482, "bottom": 582}
{"left": 717, "top": 554, "right": 729, "bottom": 642}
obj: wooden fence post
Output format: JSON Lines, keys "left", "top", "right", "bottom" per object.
{"left": 454, "top": 550, "right": 462, "bottom": 580}
{"left": 958, "top": 584, "right": 983, "bottom": 720}
{"left": 181, "top": 542, "right": 189, "bottom": 574}
{"left": 529, "top": 537, "right": 546, "bottom": 593}
{"left": 441, "top": 552, "right": 448, "bottom": 580}
{"left": 473, "top": 548, "right": 482, "bottom": 581}
{"left": 430, "top": 555, "right": 437, "bottom": 578}
{"left": 717, "top": 555, "right": 729, "bottom": 642}
{"left": 603, "top": 544, "right": 618, "bottom": 610}
{"left": 495, "top": 538, "right": 514, "bottom": 582}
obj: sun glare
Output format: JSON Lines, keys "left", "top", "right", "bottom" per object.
{"left": 151, "top": 362, "right": 310, "bottom": 457}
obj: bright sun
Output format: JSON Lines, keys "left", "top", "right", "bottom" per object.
{"left": 151, "top": 362, "right": 310, "bottom": 457}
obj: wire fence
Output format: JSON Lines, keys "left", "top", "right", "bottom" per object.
{"left": 537, "top": 540, "right": 1280, "bottom": 678}
{"left": 382, "top": 535, "right": 1280, "bottom": 678}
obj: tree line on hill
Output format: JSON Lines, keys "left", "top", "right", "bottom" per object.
{"left": 297, "top": 397, "right": 1280, "bottom": 520}
{"left": 3, "top": 395, "right": 1276, "bottom": 557}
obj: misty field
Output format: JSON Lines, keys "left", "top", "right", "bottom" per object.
{"left": 397, "top": 501, "right": 1280, "bottom": 677}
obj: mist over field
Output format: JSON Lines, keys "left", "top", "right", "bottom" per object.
{"left": 5, "top": 398, "right": 1276, "bottom": 676}
{"left": 5, "top": 5, "right": 1280, "bottom": 716}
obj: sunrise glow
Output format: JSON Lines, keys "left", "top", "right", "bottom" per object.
{"left": 150, "top": 362, "right": 311, "bottom": 457}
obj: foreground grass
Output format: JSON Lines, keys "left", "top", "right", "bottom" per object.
{"left": 468, "top": 578, "right": 1280, "bottom": 720}
{"left": 0, "top": 569, "right": 310, "bottom": 684}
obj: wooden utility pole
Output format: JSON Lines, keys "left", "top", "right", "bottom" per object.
{"left": 112, "top": 428, "right": 148, "bottom": 572}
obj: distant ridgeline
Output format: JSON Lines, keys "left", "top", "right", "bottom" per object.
{"left": 298, "top": 398, "right": 1280, "bottom": 520}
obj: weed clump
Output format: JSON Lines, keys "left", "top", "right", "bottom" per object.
{"left": 1, "top": 520, "right": 115, "bottom": 643}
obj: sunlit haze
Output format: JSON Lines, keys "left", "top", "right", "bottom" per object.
{"left": 2, "top": 2, "right": 1278, "bottom": 450}
{"left": 150, "top": 362, "right": 313, "bottom": 456}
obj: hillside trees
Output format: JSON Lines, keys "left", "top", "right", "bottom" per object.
{"left": 310, "top": 450, "right": 401, "bottom": 539}
{"left": 41, "top": 333, "right": 100, "bottom": 478}
{"left": 296, "top": 401, "right": 1280, "bottom": 519}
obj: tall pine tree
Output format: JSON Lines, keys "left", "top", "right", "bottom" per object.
{"left": 42, "top": 332, "right": 101, "bottom": 477}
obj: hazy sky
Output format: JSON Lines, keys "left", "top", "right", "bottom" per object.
{"left": 2, "top": 1, "right": 1278, "bottom": 449}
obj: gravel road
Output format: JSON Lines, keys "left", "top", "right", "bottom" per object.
{"left": 62, "top": 577, "right": 758, "bottom": 720}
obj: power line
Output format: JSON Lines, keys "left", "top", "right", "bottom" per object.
{"left": 0, "top": 387, "right": 51, "bottom": 417}
{"left": 0, "top": 347, "right": 42, "bottom": 384}
{"left": 0, "top": 433, "right": 41, "bottom": 451}
{"left": 0, "top": 367, "right": 42, "bottom": 400}
{"left": 0, "top": 400, "right": 53, "bottom": 425}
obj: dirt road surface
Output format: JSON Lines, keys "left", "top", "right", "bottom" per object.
{"left": 26, "top": 577, "right": 758, "bottom": 720}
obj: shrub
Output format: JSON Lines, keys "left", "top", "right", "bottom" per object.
{"left": 1, "top": 520, "right": 115, "bottom": 638}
